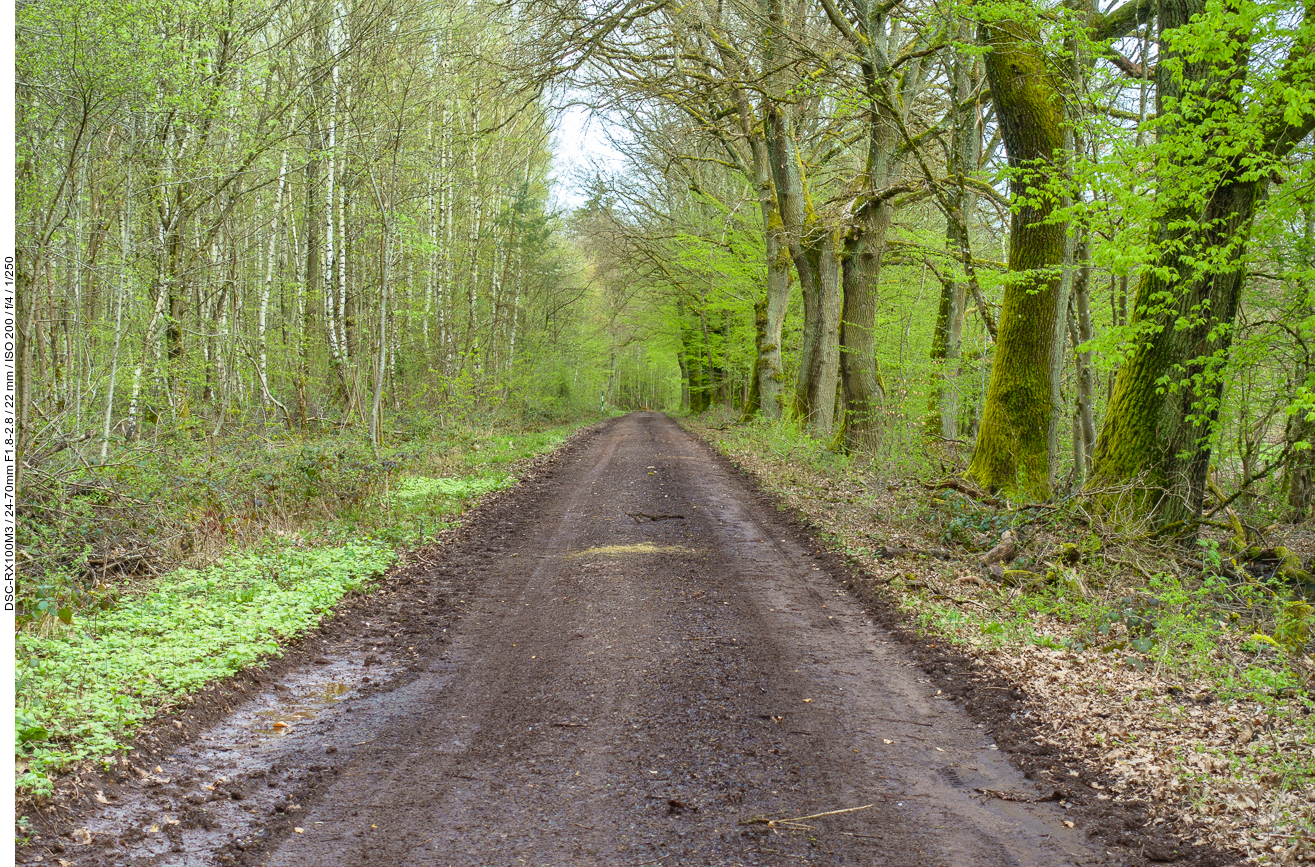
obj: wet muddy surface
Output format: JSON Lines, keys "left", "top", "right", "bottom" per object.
{"left": 20, "top": 413, "right": 1237, "bottom": 866}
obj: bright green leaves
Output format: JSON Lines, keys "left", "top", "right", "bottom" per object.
{"left": 388, "top": 474, "right": 517, "bottom": 520}
{"left": 15, "top": 538, "right": 395, "bottom": 787}
{"left": 1281, "top": 84, "right": 1315, "bottom": 129}
{"left": 16, "top": 715, "right": 50, "bottom": 748}
{"left": 13, "top": 421, "right": 579, "bottom": 794}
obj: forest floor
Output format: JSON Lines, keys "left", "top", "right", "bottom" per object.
{"left": 688, "top": 413, "right": 1315, "bottom": 867}
{"left": 14, "top": 411, "right": 1244, "bottom": 866}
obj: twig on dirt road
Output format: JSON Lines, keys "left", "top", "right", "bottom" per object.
{"left": 739, "top": 803, "right": 874, "bottom": 827}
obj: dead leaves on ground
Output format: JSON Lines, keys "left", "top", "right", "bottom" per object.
{"left": 703, "top": 426, "right": 1315, "bottom": 866}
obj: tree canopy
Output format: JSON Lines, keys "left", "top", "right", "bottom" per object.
{"left": 14, "top": 0, "right": 1315, "bottom": 531}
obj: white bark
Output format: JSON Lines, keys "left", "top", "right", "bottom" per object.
{"left": 101, "top": 170, "right": 131, "bottom": 459}
{"left": 372, "top": 231, "right": 389, "bottom": 446}
{"left": 259, "top": 149, "right": 289, "bottom": 417}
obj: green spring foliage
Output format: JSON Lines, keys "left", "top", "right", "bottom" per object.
{"left": 14, "top": 423, "right": 575, "bottom": 796}
{"left": 17, "top": 541, "right": 395, "bottom": 793}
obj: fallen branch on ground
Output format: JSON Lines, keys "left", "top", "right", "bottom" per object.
{"left": 739, "top": 803, "right": 874, "bottom": 827}
{"left": 975, "top": 787, "right": 1062, "bottom": 804}
{"left": 874, "top": 544, "right": 957, "bottom": 561}
{"left": 922, "top": 478, "right": 1002, "bottom": 506}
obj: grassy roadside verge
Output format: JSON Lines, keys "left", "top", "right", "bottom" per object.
{"left": 16, "top": 420, "right": 591, "bottom": 797}
{"left": 686, "top": 412, "right": 1315, "bottom": 865}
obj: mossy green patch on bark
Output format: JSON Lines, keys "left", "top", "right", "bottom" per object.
{"left": 966, "top": 19, "right": 1069, "bottom": 500}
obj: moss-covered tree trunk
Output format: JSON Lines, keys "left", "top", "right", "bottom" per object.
{"left": 800, "top": 237, "right": 841, "bottom": 433}
{"left": 966, "top": 20, "right": 1069, "bottom": 500}
{"left": 760, "top": 0, "right": 838, "bottom": 433}
{"left": 1090, "top": 191, "right": 1258, "bottom": 523}
{"left": 1090, "top": 0, "right": 1315, "bottom": 526}
{"left": 815, "top": 0, "right": 932, "bottom": 454}
{"left": 766, "top": 101, "right": 839, "bottom": 434}
{"left": 751, "top": 217, "right": 791, "bottom": 421}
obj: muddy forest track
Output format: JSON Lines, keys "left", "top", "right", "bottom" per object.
{"left": 34, "top": 413, "right": 1125, "bottom": 866}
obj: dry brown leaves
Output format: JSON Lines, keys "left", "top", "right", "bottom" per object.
{"left": 696, "top": 421, "right": 1315, "bottom": 865}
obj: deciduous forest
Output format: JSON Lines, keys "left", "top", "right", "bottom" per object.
{"left": 14, "top": 0, "right": 1315, "bottom": 859}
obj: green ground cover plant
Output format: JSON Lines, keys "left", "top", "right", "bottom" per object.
{"left": 15, "top": 419, "right": 581, "bottom": 796}
{"left": 16, "top": 541, "right": 393, "bottom": 793}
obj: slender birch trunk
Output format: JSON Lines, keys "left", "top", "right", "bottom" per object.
{"left": 259, "top": 149, "right": 288, "bottom": 420}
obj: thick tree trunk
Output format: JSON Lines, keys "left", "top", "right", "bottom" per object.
{"left": 744, "top": 243, "right": 790, "bottom": 425}
{"left": 967, "top": 20, "right": 1069, "bottom": 499}
{"left": 1089, "top": 0, "right": 1315, "bottom": 527}
{"left": 838, "top": 198, "right": 892, "bottom": 453}
{"left": 741, "top": 133, "right": 791, "bottom": 422}
{"left": 1090, "top": 185, "right": 1258, "bottom": 523}
{"left": 799, "top": 238, "right": 841, "bottom": 433}
{"left": 765, "top": 103, "right": 839, "bottom": 435}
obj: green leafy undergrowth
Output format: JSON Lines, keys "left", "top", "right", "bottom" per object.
{"left": 16, "top": 423, "right": 579, "bottom": 795}
{"left": 17, "top": 419, "right": 574, "bottom": 624}
{"left": 16, "top": 541, "right": 393, "bottom": 794}
{"left": 388, "top": 474, "right": 516, "bottom": 517}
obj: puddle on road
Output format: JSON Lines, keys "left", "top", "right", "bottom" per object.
{"left": 570, "top": 543, "right": 696, "bottom": 558}
{"left": 252, "top": 682, "right": 353, "bottom": 736}
{"left": 74, "top": 655, "right": 388, "bottom": 867}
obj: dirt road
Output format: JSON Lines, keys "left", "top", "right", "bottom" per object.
{"left": 45, "top": 413, "right": 1116, "bottom": 866}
